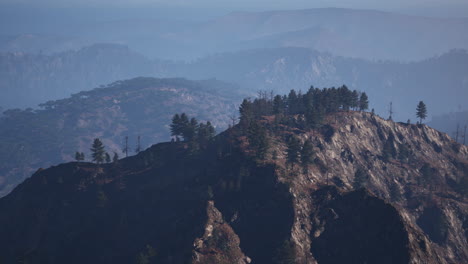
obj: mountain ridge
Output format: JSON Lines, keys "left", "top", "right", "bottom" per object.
{"left": 0, "top": 108, "right": 466, "bottom": 263}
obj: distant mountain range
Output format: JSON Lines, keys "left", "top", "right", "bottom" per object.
{"left": 1, "top": 44, "right": 467, "bottom": 122}
{"left": 1, "top": 8, "right": 467, "bottom": 61}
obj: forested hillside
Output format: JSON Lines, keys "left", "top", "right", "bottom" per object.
{"left": 0, "top": 77, "right": 243, "bottom": 197}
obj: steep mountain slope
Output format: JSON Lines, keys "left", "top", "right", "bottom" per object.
{"left": 0, "top": 77, "right": 243, "bottom": 197}
{"left": 0, "top": 110, "right": 466, "bottom": 263}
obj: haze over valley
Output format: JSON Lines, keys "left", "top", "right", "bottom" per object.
{"left": 0, "top": 1, "right": 468, "bottom": 263}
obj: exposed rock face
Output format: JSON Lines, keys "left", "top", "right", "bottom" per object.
{"left": 269, "top": 112, "right": 468, "bottom": 264}
{"left": 0, "top": 111, "right": 466, "bottom": 263}
{"left": 192, "top": 201, "right": 250, "bottom": 264}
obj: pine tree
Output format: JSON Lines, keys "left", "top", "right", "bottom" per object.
{"left": 359, "top": 92, "right": 369, "bottom": 111}
{"left": 247, "top": 121, "right": 269, "bottom": 160}
{"left": 113, "top": 152, "right": 119, "bottom": 163}
{"left": 105, "top": 152, "right": 111, "bottom": 163}
{"left": 286, "top": 136, "right": 301, "bottom": 166}
{"left": 197, "top": 121, "right": 216, "bottom": 145}
{"left": 170, "top": 114, "right": 182, "bottom": 139}
{"left": 273, "top": 95, "right": 285, "bottom": 114}
{"left": 287, "top": 90, "right": 299, "bottom": 114}
{"left": 75, "top": 151, "right": 83, "bottom": 161}
{"left": 239, "top": 99, "right": 254, "bottom": 126}
{"left": 416, "top": 101, "right": 427, "bottom": 124}
{"left": 301, "top": 139, "right": 315, "bottom": 173}
{"left": 179, "top": 113, "right": 189, "bottom": 138}
{"left": 91, "top": 138, "right": 106, "bottom": 164}
{"left": 350, "top": 90, "right": 359, "bottom": 110}
{"left": 183, "top": 117, "right": 198, "bottom": 142}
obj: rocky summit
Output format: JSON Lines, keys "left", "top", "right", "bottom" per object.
{"left": 0, "top": 110, "right": 466, "bottom": 264}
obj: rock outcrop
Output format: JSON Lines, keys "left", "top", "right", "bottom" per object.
{"left": 0, "top": 111, "right": 466, "bottom": 263}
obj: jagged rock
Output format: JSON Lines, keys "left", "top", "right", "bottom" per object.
{"left": 192, "top": 200, "right": 250, "bottom": 264}
{"left": 0, "top": 111, "right": 466, "bottom": 263}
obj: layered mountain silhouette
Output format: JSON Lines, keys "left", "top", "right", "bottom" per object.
{"left": 1, "top": 44, "right": 467, "bottom": 122}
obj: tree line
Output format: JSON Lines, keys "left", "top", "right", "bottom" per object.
{"left": 170, "top": 113, "right": 216, "bottom": 147}
{"left": 239, "top": 85, "right": 369, "bottom": 129}
{"left": 74, "top": 138, "right": 118, "bottom": 164}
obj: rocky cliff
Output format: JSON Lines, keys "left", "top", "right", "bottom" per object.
{"left": 0, "top": 111, "right": 466, "bottom": 264}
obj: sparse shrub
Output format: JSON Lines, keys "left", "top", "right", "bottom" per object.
{"left": 432, "top": 142, "right": 442, "bottom": 153}
{"left": 321, "top": 125, "right": 335, "bottom": 143}
{"left": 353, "top": 167, "right": 369, "bottom": 189}
{"left": 398, "top": 143, "right": 411, "bottom": 163}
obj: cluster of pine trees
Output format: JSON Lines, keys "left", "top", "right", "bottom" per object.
{"left": 170, "top": 113, "right": 216, "bottom": 148}
{"left": 75, "top": 138, "right": 119, "bottom": 164}
{"left": 285, "top": 137, "right": 315, "bottom": 172}
{"left": 239, "top": 86, "right": 369, "bottom": 128}
{"left": 235, "top": 86, "right": 369, "bottom": 164}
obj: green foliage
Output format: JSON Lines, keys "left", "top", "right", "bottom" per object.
{"left": 397, "top": 143, "right": 411, "bottom": 163}
{"left": 416, "top": 101, "right": 428, "bottom": 124}
{"left": 170, "top": 113, "right": 182, "bottom": 139}
{"left": 359, "top": 92, "right": 369, "bottom": 111}
{"left": 247, "top": 121, "right": 269, "bottom": 160}
{"left": 197, "top": 121, "right": 216, "bottom": 145}
{"left": 239, "top": 99, "right": 254, "bottom": 127}
{"left": 300, "top": 139, "right": 315, "bottom": 172}
{"left": 91, "top": 138, "right": 106, "bottom": 164}
{"left": 75, "top": 152, "right": 85, "bottom": 161}
{"left": 169, "top": 113, "right": 216, "bottom": 148}
{"left": 105, "top": 152, "right": 111, "bottom": 163}
{"left": 238, "top": 85, "right": 368, "bottom": 130}
{"left": 286, "top": 136, "right": 301, "bottom": 165}
{"left": 273, "top": 95, "right": 285, "bottom": 114}
{"left": 382, "top": 133, "right": 397, "bottom": 161}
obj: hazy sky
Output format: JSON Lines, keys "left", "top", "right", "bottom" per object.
{"left": 2, "top": 0, "right": 468, "bottom": 16}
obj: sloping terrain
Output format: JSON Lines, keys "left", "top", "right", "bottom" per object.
{"left": 0, "top": 77, "right": 242, "bottom": 197}
{"left": 0, "top": 109, "right": 466, "bottom": 263}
